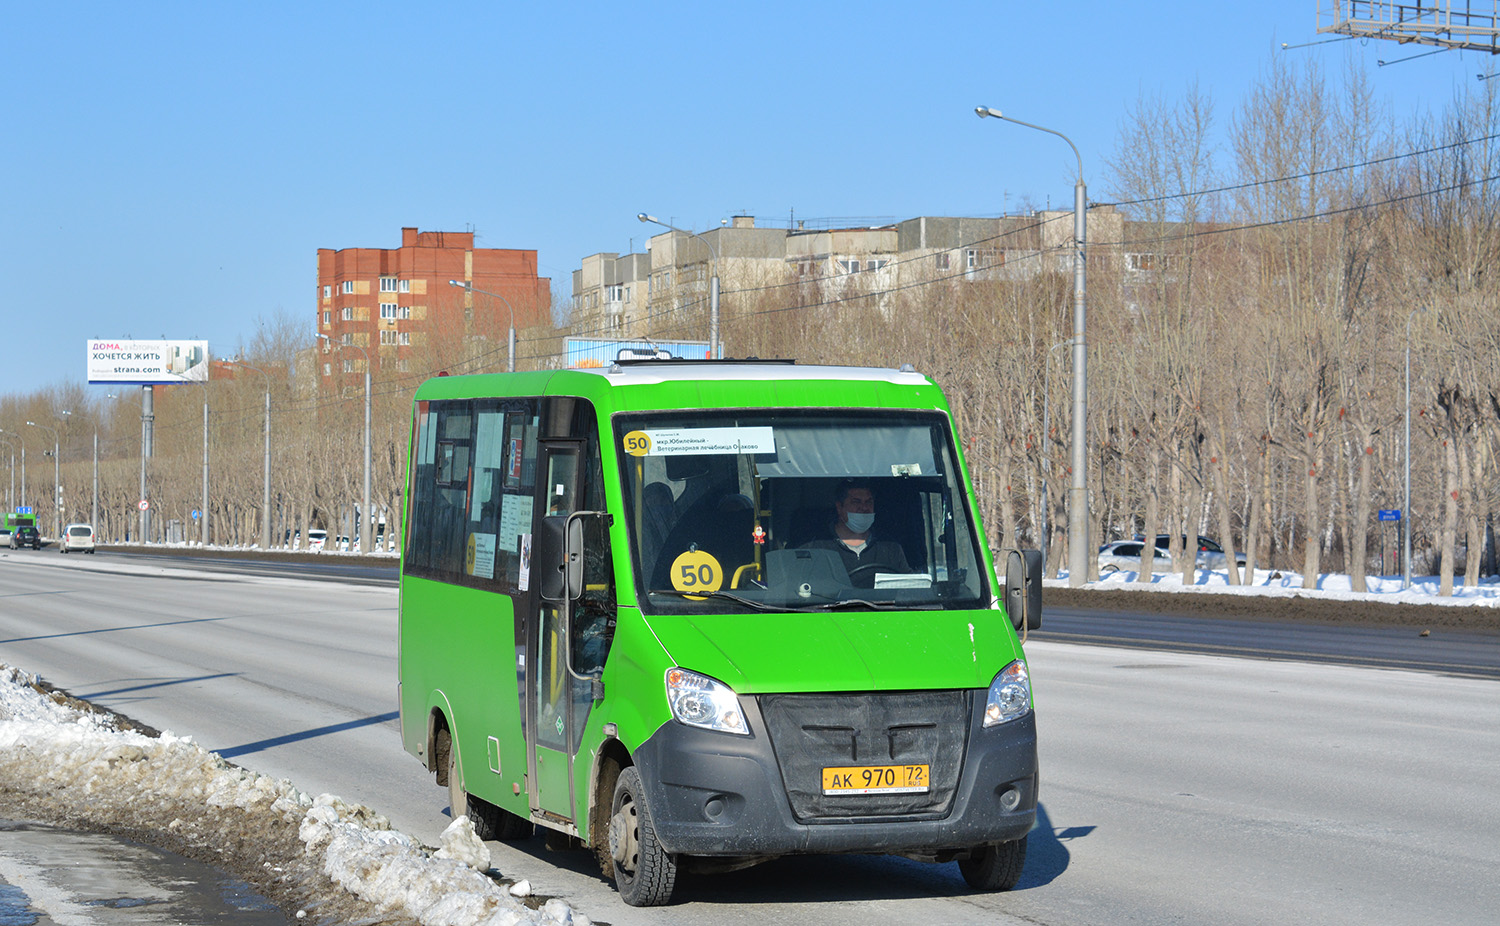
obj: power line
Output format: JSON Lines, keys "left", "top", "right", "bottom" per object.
{"left": 1110, "top": 132, "right": 1500, "bottom": 209}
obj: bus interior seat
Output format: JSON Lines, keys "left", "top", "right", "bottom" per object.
{"left": 786, "top": 505, "right": 832, "bottom": 549}
{"left": 649, "top": 490, "right": 756, "bottom": 590}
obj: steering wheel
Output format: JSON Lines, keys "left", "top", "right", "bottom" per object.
{"left": 846, "top": 563, "right": 886, "bottom": 583}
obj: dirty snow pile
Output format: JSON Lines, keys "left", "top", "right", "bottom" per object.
{"left": 1061, "top": 565, "right": 1500, "bottom": 606}
{"left": 0, "top": 664, "right": 587, "bottom": 926}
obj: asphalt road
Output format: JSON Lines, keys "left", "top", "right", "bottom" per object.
{"left": 1032, "top": 607, "right": 1500, "bottom": 679}
{"left": 95, "top": 546, "right": 1500, "bottom": 678}
{"left": 2, "top": 551, "right": 1497, "bottom": 925}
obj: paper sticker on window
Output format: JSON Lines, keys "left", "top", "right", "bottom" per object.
{"left": 891, "top": 463, "right": 923, "bottom": 476}
{"left": 466, "top": 532, "right": 496, "bottom": 579}
{"left": 624, "top": 427, "right": 775, "bottom": 456}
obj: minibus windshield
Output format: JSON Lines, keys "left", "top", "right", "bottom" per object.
{"left": 616, "top": 409, "right": 988, "bottom": 613}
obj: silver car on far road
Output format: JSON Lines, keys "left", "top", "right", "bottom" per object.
{"left": 59, "top": 523, "right": 96, "bottom": 554}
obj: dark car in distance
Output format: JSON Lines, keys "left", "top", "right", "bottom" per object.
{"left": 9, "top": 526, "right": 41, "bottom": 549}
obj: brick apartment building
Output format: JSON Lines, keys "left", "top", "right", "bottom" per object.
{"left": 316, "top": 227, "right": 551, "bottom": 388}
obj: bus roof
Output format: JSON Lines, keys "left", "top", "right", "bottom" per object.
{"left": 411, "top": 362, "right": 943, "bottom": 409}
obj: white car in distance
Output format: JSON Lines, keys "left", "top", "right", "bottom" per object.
{"left": 59, "top": 523, "right": 96, "bottom": 554}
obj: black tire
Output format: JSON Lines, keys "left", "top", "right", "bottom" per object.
{"left": 608, "top": 766, "right": 677, "bottom": 906}
{"left": 442, "top": 729, "right": 530, "bottom": 841}
{"left": 468, "top": 792, "right": 533, "bottom": 842}
{"left": 958, "top": 836, "right": 1027, "bottom": 891}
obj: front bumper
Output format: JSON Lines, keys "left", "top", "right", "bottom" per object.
{"left": 631, "top": 690, "right": 1037, "bottom": 857}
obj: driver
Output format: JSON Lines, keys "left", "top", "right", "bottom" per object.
{"left": 802, "top": 479, "right": 911, "bottom": 587}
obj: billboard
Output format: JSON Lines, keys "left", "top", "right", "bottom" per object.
{"left": 563, "top": 338, "right": 710, "bottom": 369}
{"left": 87, "top": 340, "right": 210, "bottom": 384}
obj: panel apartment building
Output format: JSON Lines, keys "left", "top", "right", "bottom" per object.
{"left": 316, "top": 227, "right": 551, "bottom": 389}
{"left": 570, "top": 209, "right": 1127, "bottom": 349}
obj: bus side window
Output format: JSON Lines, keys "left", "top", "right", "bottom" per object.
{"left": 408, "top": 399, "right": 537, "bottom": 588}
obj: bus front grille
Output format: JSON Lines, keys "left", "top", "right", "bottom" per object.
{"left": 756, "top": 690, "right": 970, "bottom": 822}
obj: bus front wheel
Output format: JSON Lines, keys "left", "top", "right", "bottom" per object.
{"left": 958, "top": 835, "right": 1027, "bottom": 891}
{"left": 608, "top": 766, "right": 677, "bottom": 906}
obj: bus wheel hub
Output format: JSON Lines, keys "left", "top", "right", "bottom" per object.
{"left": 610, "top": 804, "right": 638, "bottom": 866}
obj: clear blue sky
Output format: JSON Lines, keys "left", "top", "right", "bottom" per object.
{"left": 1, "top": 1, "right": 1486, "bottom": 391}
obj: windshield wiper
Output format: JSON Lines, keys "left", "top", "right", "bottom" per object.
{"left": 649, "top": 588, "right": 787, "bottom": 612}
{"left": 805, "top": 598, "right": 939, "bottom": 611}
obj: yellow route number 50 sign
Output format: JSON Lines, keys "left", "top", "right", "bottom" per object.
{"left": 671, "top": 550, "right": 723, "bottom": 599}
{"left": 623, "top": 430, "right": 652, "bottom": 456}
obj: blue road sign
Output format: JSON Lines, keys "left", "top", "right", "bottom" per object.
{"left": 16, "top": 506, "right": 32, "bottom": 515}
{"left": 191, "top": 509, "right": 200, "bottom": 520}
{"left": 1378, "top": 509, "right": 1401, "bottom": 522}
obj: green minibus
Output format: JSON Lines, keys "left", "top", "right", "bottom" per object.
{"left": 397, "top": 360, "right": 1042, "bottom": 906}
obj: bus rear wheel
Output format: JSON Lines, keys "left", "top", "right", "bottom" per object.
{"left": 442, "top": 730, "right": 530, "bottom": 841}
{"left": 608, "top": 766, "right": 677, "bottom": 906}
{"left": 958, "top": 835, "right": 1027, "bottom": 891}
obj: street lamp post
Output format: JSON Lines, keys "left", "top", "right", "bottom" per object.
{"left": 140, "top": 385, "right": 154, "bottom": 544}
{"left": 0, "top": 430, "right": 24, "bottom": 516}
{"left": 189, "top": 380, "right": 210, "bottom": 546}
{"left": 61, "top": 410, "right": 73, "bottom": 532}
{"left": 228, "top": 361, "right": 273, "bottom": 549}
{"left": 26, "top": 421, "right": 60, "bottom": 540}
{"left": 319, "top": 334, "right": 372, "bottom": 555}
{"left": 0, "top": 435, "right": 16, "bottom": 510}
{"left": 1404, "top": 306, "right": 1429, "bottom": 590}
{"left": 638, "top": 213, "right": 720, "bottom": 358}
{"left": 448, "top": 280, "right": 516, "bottom": 373}
{"left": 977, "top": 106, "right": 1090, "bottom": 586}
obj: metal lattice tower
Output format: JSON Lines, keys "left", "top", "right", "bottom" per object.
{"left": 1318, "top": 1, "right": 1500, "bottom": 53}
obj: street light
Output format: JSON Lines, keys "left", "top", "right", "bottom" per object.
{"left": 977, "top": 105, "right": 1090, "bottom": 586}
{"left": 61, "top": 409, "right": 74, "bottom": 531}
{"left": 0, "top": 430, "right": 22, "bottom": 517}
{"left": 139, "top": 385, "right": 155, "bottom": 544}
{"left": 187, "top": 379, "right": 210, "bottom": 546}
{"left": 319, "top": 334, "right": 371, "bottom": 555}
{"left": 1404, "top": 305, "right": 1429, "bottom": 590}
{"left": 638, "top": 213, "right": 720, "bottom": 358}
{"left": 448, "top": 279, "right": 516, "bottom": 373}
{"left": 226, "top": 361, "right": 273, "bottom": 549}
{"left": 26, "top": 420, "right": 60, "bottom": 541}
{"left": 0, "top": 434, "right": 16, "bottom": 510}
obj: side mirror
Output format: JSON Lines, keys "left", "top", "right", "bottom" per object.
{"left": 536, "top": 515, "right": 569, "bottom": 601}
{"left": 537, "top": 513, "right": 588, "bottom": 602}
{"left": 1004, "top": 549, "right": 1043, "bottom": 631}
{"left": 564, "top": 515, "right": 585, "bottom": 600}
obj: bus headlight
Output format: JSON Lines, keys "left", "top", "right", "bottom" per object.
{"left": 983, "top": 660, "right": 1032, "bottom": 727}
{"left": 665, "top": 668, "right": 748, "bottom": 735}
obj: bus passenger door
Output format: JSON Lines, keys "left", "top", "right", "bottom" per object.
{"left": 529, "top": 443, "right": 580, "bottom": 820}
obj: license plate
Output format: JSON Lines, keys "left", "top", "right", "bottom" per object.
{"left": 821, "top": 764, "right": 930, "bottom": 795}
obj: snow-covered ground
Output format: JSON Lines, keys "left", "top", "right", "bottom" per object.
{"left": 0, "top": 665, "right": 585, "bottom": 926}
{"left": 1058, "top": 564, "right": 1500, "bottom": 607}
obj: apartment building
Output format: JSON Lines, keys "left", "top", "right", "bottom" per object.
{"left": 573, "top": 252, "right": 651, "bottom": 337}
{"left": 570, "top": 210, "right": 1125, "bottom": 346}
{"left": 316, "top": 227, "right": 551, "bottom": 389}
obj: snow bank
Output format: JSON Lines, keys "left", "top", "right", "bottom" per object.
{"left": 0, "top": 665, "right": 588, "bottom": 926}
{"left": 1055, "top": 565, "right": 1500, "bottom": 607}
